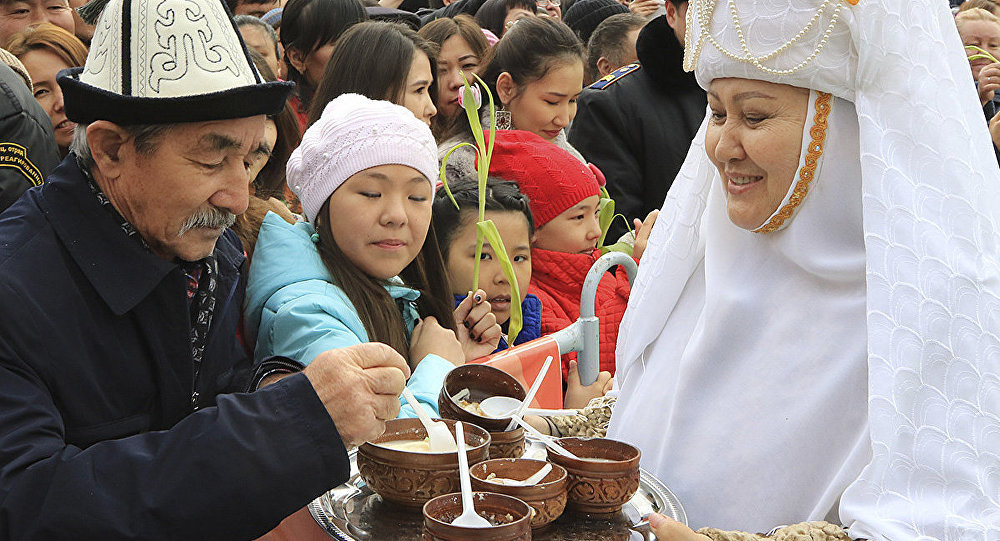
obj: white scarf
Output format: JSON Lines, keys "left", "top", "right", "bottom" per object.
{"left": 608, "top": 0, "right": 1000, "bottom": 538}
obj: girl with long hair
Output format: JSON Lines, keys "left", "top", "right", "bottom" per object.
{"left": 308, "top": 21, "right": 439, "bottom": 128}
{"left": 245, "top": 94, "right": 501, "bottom": 416}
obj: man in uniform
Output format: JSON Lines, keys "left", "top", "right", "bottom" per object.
{"left": 0, "top": 0, "right": 409, "bottom": 538}
{"left": 569, "top": 1, "right": 705, "bottom": 241}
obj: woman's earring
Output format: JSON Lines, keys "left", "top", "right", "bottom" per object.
{"left": 495, "top": 106, "right": 512, "bottom": 130}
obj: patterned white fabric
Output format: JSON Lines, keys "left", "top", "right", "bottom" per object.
{"left": 608, "top": 0, "right": 1000, "bottom": 538}
{"left": 81, "top": 0, "right": 257, "bottom": 97}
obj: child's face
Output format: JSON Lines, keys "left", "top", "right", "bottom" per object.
{"left": 532, "top": 195, "right": 602, "bottom": 255}
{"left": 446, "top": 210, "right": 532, "bottom": 325}
{"left": 326, "top": 164, "right": 433, "bottom": 280}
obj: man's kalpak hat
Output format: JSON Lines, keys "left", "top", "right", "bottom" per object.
{"left": 58, "top": 0, "right": 293, "bottom": 125}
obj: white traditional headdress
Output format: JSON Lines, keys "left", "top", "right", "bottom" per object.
{"left": 58, "top": 0, "right": 293, "bottom": 124}
{"left": 608, "top": 0, "right": 1000, "bottom": 538}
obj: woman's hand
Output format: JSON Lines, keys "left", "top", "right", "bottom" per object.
{"left": 563, "top": 360, "right": 612, "bottom": 409}
{"left": 454, "top": 289, "right": 502, "bottom": 361}
{"left": 410, "top": 316, "right": 465, "bottom": 367}
{"left": 648, "top": 513, "right": 712, "bottom": 541}
{"left": 978, "top": 62, "right": 1000, "bottom": 106}
{"left": 632, "top": 209, "right": 659, "bottom": 261}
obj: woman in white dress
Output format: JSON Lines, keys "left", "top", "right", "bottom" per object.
{"left": 607, "top": 0, "right": 1000, "bottom": 539}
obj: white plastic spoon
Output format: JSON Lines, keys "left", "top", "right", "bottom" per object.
{"left": 400, "top": 387, "right": 457, "bottom": 453}
{"left": 451, "top": 422, "right": 492, "bottom": 528}
{"left": 478, "top": 396, "right": 578, "bottom": 418}
{"left": 510, "top": 415, "right": 582, "bottom": 460}
{"left": 501, "top": 355, "right": 553, "bottom": 431}
{"left": 489, "top": 463, "right": 553, "bottom": 487}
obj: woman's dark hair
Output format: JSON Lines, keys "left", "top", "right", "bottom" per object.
{"left": 433, "top": 176, "right": 535, "bottom": 261}
{"left": 419, "top": 14, "right": 492, "bottom": 139}
{"left": 246, "top": 48, "right": 303, "bottom": 200}
{"left": 280, "top": 0, "right": 367, "bottom": 94}
{"left": 480, "top": 17, "right": 584, "bottom": 101}
{"left": 474, "top": 0, "right": 536, "bottom": 37}
{"left": 308, "top": 21, "right": 439, "bottom": 127}
{"left": 313, "top": 199, "right": 457, "bottom": 364}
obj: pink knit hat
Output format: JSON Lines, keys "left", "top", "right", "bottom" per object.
{"left": 484, "top": 130, "right": 600, "bottom": 227}
{"left": 286, "top": 93, "right": 439, "bottom": 223}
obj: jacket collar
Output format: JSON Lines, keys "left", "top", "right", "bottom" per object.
{"left": 529, "top": 247, "right": 598, "bottom": 295}
{"left": 637, "top": 15, "right": 701, "bottom": 90}
{"left": 40, "top": 155, "right": 244, "bottom": 316}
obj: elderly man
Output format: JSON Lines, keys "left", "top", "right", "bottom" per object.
{"left": 0, "top": 0, "right": 409, "bottom": 539}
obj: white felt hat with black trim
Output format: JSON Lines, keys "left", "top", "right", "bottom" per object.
{"left": 58, "top": 0, "right": 293, "bottom": 125}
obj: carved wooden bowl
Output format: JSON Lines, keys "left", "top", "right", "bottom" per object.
{"left": 487, "top": 427, "right": 525, "bottom": 459}
{"left": 438, "top": 364, "right": 526, "bottom": 432}
{"left": 470, "top": 458, "right": 569, "bottom": 529}
{"left": 546, "top": 437, "right": 641, "bottom": 515}
{"left": 422, "top": 492, "right": 532, "bottom": 541}
{"left": 357, "top": 418, "right": 490, "bottom": 507}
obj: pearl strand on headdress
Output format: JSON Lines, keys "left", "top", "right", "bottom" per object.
{"left": 685, "top": 0, "right": 845, "bottom": 76}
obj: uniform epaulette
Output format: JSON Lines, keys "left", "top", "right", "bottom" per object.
{"left": 588, "top": 63, "right": 641, "bottom": 90}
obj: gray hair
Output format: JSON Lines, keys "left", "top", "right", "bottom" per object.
{"left": 234, "top": 15, "right": 282, "bottom": 60}
{"left": 70, "top": 123, "right": 173, "bottom": 168}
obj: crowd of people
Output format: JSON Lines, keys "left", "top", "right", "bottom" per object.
{"left": 0, "top": 0, "right": 998, "bottom": 539}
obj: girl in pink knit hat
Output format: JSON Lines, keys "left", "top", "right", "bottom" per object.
{"left": 245, "top": 94, "right": 502, "bottom": 418}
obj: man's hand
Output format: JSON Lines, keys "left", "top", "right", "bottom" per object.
{"left": 648, "top": 513, "right": 712, "bottom": 541}
{"left": 454, "top": 289, "right": 502, "bottom": 361}
{"left": 632, "top": 209, "right": 659, "bottom": 261}
{"left": 303, "top": 343, "right": 411, "bottom": 447}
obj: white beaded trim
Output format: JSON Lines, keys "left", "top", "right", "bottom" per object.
{"left": 684, "top": 0, "right": 845, "bottom": 76}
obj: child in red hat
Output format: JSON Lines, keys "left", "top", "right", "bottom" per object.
{"left": 486, "top": 129, "right": 656, "bottom": 384}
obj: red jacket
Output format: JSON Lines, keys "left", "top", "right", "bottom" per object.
{"left": 527, "top": 247, "right": 633, "bottom": 380}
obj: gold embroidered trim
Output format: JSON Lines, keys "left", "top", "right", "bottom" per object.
{"left": 753, "top": 91, "right": 832, "bottom": 234}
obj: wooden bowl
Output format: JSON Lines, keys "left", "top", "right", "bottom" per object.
{"left": 357, "top": 418, "right": 491, "bottom": 507}
{"left": 438, "top": 364, "right": 527, "bottom": 432}
{"left": 487, "top": 427, "right": 526, "bottom": 459}
{"left": 470, "top": 458, "right": 568, "bottom": 529}
{"left": 546, "top": 437, "right": 641, "bottom": 515}
{"left": 422, "top": 492, "right": 532, "bottom": 541}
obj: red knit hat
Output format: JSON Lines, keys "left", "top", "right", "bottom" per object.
{"left": 481, "top": 130, "right": 600, "bottom": 228}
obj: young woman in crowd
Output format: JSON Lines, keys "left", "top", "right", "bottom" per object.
{"left": 244, "top": 94, "right": 502, "bottom": 417}
{"left": 418, "top": 14, "right": 491, "bottom": 140}
{"left": 486, "top": 129, "right": 654, "bottom": 380}
{"left": 5, "top": 23, "right": 87, "bottom": 158}
{"left": 280, "top": 0, "right": 367, "bottom": 131}
{"left": 474, "top": 0, "right": 537, "bottom": 37}
{"left": 308, "top": 21, "right": 438, "bottom": 128}
{"left": 439, "top": 17, "right": 586, "bottom": 179}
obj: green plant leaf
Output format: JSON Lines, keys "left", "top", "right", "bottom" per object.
{"left": 597, "top": 197, "right": 615, "bottom": 247}
{"left": 438, "top": 142, "right": 479, "bottom": 210}
{"left": 600, "top": 240, "right": 634, "bottom": 257}
{"left": 966, "top": 45, "right": 1000, "bottom": 64}
{"left": 476, "top": 220, "right": 523, "bottom": 345}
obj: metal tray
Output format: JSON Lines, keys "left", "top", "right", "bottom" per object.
{"left": 308, "top": 440, "right": 685, "bottom": 540}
